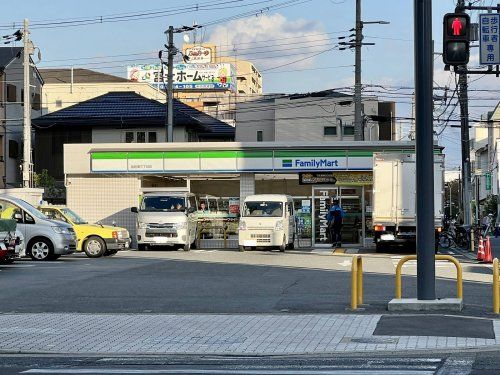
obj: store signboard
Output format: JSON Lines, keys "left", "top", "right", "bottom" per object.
{"left": 127, "top": 63, "right": 236, "bottom": 91}
{"left": 184, "top": 45, "right": 213, "bottom": 63}
{"left": 90, "top": 150, "right": 375, "bottom": 173}
{"left": 299, "top": 172, "right": 373, "bottom": 185}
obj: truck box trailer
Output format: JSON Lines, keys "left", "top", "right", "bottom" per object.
{"left": 372, "top": 152, "right": 444, "bottom": 252}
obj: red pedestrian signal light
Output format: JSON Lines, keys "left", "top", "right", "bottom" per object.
{"left": 443, "top": 13, "right": 470, "bottom": 65}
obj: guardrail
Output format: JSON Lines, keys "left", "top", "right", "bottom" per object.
{"left": 395, "top": 255, "right": 463, "bottom": 299}
{"left": 351, "top": 255, "right": 363, "bottom": 310}
{"left": 494, "top": 258, "right": 500, "bottom": 314}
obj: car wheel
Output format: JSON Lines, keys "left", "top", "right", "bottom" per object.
{"left": 137, "top": 244, "right": 147, "bottom": 251}
{"left": 183, "top": 242, "right": 191, "bottom": 252}
{"left": 28, "top": 239, "right": 53, "bottom": 261}
{"left": 83, "top": 236, "right": 106, "bottom": 258}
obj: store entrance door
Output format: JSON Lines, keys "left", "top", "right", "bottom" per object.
{"left": 312, "top": 186, "right": 364, "bottom": 247}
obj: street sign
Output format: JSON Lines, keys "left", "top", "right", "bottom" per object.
{"left": 443, "top": 13, "right": 471, "bottom": 65}
{"left": 486, "top": 172, "right": 492, "bottom": 191}
{"left": 479, "top": 13, "right": 500, "bottom": 65}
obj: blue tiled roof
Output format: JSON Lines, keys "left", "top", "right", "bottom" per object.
{"left": 0, "top": 47, "right": 22, "bottom": 70}
{"left": 33, "top": 91, "right": 234, "bottom": 136}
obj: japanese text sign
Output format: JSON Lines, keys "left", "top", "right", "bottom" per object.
{"left": 479, "top": 13, "right": 500, "bottom": 65}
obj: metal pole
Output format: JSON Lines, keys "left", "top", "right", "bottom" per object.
{"left": 22, "top": 19, "right": 31, "bottom": 188}
{"left": 354, "top": 0, "right": 363, "bottom": 141}
{"left": 166, "top": 26, "right": 174, "bottom": 142}
{"left": 456, "top": 0, "right": 472, "bottom": 227}
{"left": 414, "top": 0, "right": 436, "bottom": 300}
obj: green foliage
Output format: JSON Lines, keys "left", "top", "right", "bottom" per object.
{"left": 484, "top": 194, "right": 498, "bottom": 218}
{"left": 34, "top": 169, "right": 55, "bottom": 188}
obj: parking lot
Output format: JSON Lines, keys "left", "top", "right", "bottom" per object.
{"left": 0, "top": 246, "right": 496, "bottom": 316}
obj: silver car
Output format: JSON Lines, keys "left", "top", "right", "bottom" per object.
{"left": 0, "top": 196, "right": 76, "bottom": 261}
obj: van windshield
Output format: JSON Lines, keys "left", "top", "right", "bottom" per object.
{"left": 243, "top": 201, "right": 283, "bottom": 217}
{"left": 140, "top": 196, "right": 186, "bottom": 212}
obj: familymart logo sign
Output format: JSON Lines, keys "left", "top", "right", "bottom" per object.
{"left": 280, "top": 157, "right": 341, "bottom": 170}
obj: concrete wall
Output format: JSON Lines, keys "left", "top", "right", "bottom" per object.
{"left": 0, "top": 188, "right": 44, "bottom": 206}
{"left": 235, "top": 98, "right": 275, "bottom": 142}
{"left": 66, "top": 175, "right": 141, "bottom": 244}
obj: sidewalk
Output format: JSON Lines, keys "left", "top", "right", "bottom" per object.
{"left": 1, "top": 313, "right": 499, "bottom": 355}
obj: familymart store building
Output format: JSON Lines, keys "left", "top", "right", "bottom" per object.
{"left": 64, "top": 141, "right": 419, "bottom": 247}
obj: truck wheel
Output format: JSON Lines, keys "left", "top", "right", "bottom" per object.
{"left": 28, "top": 238, "right": 53, "bottom": 261}
{"left": 238, "top": 245, "right": 246, "bottom": 252}
{"left": 279, "top": 236, "right": 286, "bottom": 252}
{"left": 137, "top": 244, "right": 147, "bottom": 251}
{"left": 183, "top": 243, "right": 191, "bottom": 252}
{"left": 83, "top": 236, "right": 106, "bottom": 258}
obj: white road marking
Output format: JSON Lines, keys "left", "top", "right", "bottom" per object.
{"left": 339, "top": 260, "right": 352, "bottom": 267}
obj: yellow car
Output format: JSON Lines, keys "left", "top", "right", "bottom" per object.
{"left": 38, "top": 206, "right": 130, "bottom": 258}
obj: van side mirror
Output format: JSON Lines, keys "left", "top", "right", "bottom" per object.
{"left": 14, "top": 213, "right": 22, "bottom": 221}
{"left": 131, "top": 207, "right": 138, "bottom": 213}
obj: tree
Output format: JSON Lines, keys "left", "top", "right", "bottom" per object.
{"left": 34, "top": 169, "right": 55, "bottom": 188}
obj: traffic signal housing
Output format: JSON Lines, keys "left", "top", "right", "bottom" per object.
{"left": 443, "top": 13, "right": 470, "bottom": 65}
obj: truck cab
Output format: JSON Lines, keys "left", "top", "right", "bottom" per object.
{"left": 131, "top": 192, "right": 198, "bottom": 251}
{"left": 238, "top": 194, "right": 296, "bottom": 252}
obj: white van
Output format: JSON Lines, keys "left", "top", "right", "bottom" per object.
{"left": 131, "top": 192, "right": 198, "bottom": 251}
{"left": 238, "top": 194, "right": 296, "bottom": 252}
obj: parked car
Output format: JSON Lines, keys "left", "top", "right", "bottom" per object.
{"left": 0, "top": 219, "right": 22, "bottom": 264}
{"left": 238, "top": 194, "right": 296, "bottom": 252}
{"left": 131, "top": 191, "right": 198, "bottom": 251}
{"left": 38, "top": 206, "right": 130, "bottom": 258}
{"left": 0, "top": 196, "right": 76, "bottom": 261}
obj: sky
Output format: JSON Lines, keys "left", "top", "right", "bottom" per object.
{"left": 1, "top": 0, "right": 499, "bottom": 168}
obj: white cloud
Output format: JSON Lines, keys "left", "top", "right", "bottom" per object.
{"left": 207, "top": 14, "right": 329, "bottom": 70}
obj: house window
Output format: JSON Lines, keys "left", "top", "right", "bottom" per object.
{"left": 137, "top": 132, "right": 146, "bottom": 143}
{"left": 32, "top": 93, "right": 41, "bottom": 110}
{"left": 6, "top": 84, "right": 16, "bottom": 102}
{"left": 125, "top": 132, "right": 134, "bottom": 143}
{"left": 20, "top": 89, "right": 24, "bottom": 106}
{"left": 148, "top": 132, "right": 157, "bottom": 143}
{"left": 8, "top": 140, "right": 19, "bottom": 159}
{"left": 257, "top": 130, "right": 263, "bottom": 142}
{"left": 324, "top": 126, "right": 337, "bottom": 136}
{"left": 343, "top": 125, "right": 355, "bottom": 136}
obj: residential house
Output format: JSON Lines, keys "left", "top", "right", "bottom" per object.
{"left": 0, "top": 47, "right": 43, "bottom": 187}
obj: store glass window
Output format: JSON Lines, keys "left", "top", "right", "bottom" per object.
{"left": 148, "top": 132, "right": 157, "bottom": 143}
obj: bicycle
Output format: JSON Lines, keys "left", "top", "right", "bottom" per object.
{"left": 439, "top": 221, "right": 469, "bottom": 249}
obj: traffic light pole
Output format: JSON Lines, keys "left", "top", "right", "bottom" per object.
{"left": 166, "top": 26, "right": 174, "bottom": 143}
{"left": 414, "top": 0, "right": 436, "bottom": 300}
{"left": 354, "top": 0, "right": 363, "bottom": 141}
{"left": 456, "top": 0, "right": 472, "bottom": 228}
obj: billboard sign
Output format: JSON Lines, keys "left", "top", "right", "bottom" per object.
{"left": 479, "top": 13, "right": 500, "bottom": 65}
{"left": 184, "top": 45, "right": 213, "bottom": 63}
{"left": 127, "top": 63, "right": 236, "bottom": 91}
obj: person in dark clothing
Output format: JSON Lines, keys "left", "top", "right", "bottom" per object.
{"left": 327, "top": 198, "right": 345, "bottom": 247}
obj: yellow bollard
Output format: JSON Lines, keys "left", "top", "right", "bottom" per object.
{"left": 395, "top": 255, "right": 463, "bottom": 299}
{"left": 351, "top": 255, "right": 363, "bottom": 310}
{"left": 494, "top": 258, "right": 499, "bottom": 314}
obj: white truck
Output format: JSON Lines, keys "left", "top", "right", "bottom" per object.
{"left": 372, "top": 152, "right": 444, "bottom": 252}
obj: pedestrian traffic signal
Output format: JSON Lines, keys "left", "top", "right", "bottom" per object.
{"left": 443, "top": 13, "right": 470, "bottom": 65}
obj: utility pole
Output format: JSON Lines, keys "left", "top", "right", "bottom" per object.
{"left": 22, "top": 19, "right": 32, "bottom": 188}
{"left": 414, "top": 0, "right": 436, "bottom": 300}
{"left": 166, "top": 26, "right": 174, "bottom": 143}
{"left": 340, "top": 0, "right": 388, "bottom": 141}
{"left": 353, "top": 0, "right": 363, "bottom": 141}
